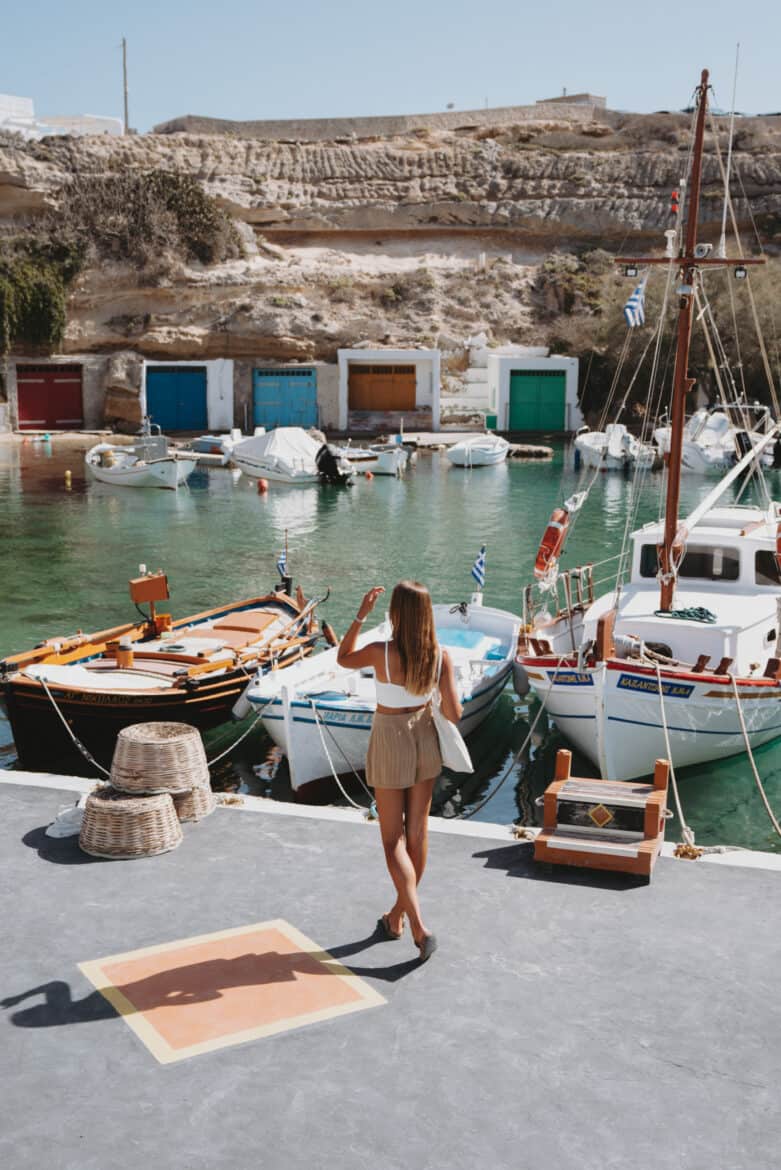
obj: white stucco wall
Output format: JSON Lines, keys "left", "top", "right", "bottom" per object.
{"left": 141, "top": 359, "right": 234, "bottom": 430}
{"left": 488, "top": 355, "right": 582, "bottom": 432}
{"left": 337, "top": 349, "right": 441, "bottom": 431}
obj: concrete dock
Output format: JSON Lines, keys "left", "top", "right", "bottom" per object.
{"left": 1, "top": 776, "right": 780, "bottom": 1170}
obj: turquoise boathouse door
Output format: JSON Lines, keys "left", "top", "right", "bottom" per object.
{"left": 253, "top": 368, "right": 318, "bottom": 430}
{"left": 146, "top": 367, "right": 208, "bottom": 432}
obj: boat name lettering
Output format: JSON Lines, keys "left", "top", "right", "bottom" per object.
{"left": 546, "top": 671, "right": 594, "bottom": 687}
{"left": 616, "top": 674, "right": 694, "bottom": 699}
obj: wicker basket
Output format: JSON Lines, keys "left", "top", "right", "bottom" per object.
{"left": 79, "top": 788, "right": 183, "bottom": 860}
{"left": 173, "top": 785, "right": 217, "bottom": 823}
{"left": 110, "top": 722, "right": 209, "bottom": 795}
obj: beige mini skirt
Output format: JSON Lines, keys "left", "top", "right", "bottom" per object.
{"left": 366, "top": 705, "right": 442, "bottom": 790}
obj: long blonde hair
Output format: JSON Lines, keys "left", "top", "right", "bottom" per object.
{"left": 389, "top": 580, "right": 438, "bottom": 695}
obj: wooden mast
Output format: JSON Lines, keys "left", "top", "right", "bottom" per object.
{"left": 658, "top": 69, "right": 710, "bottom": 611}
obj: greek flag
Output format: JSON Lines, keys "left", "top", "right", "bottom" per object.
{"left": 276, "top": 548, "right": 287, "bottom": 577}
{"left": 471, "top": 545, "right": 486, "bottom": 588}
{"left": 623, "top": 275, "right": 648, "bottom": 328}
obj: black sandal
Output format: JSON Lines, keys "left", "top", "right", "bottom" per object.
{"left": 415, "top": 933, "right": 438, "bottom": 962}
{"left": 378, "top": 913, "right": 404, "bottom": 941}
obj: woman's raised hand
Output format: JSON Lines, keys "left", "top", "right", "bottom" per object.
{"left": 357, "top": 586, "right": 385, "bottom": 621}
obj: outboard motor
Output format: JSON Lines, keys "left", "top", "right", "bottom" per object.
{"left": 734, "top": 430, "right": 753, "bottom": 461}
{"left": 316, "top": 443, "right": 349, "bottom": 485}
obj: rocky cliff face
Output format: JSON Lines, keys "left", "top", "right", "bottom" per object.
{"left": 1, "top": 110, "right": 779, "bottom": 363}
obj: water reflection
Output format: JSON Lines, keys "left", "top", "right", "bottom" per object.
{"left": 3, "top": 442, "right": 781, "bottom": 850}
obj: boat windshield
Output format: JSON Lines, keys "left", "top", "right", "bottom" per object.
{"left": 755, "top": 551, "right": 781, "bottom": 587}
{"left": 639, "top": 544, "right": 740, "bottom": 582}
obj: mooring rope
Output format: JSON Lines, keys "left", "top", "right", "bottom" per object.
{"left": 446, "top": 654, "right": 568, "bottom": 821}
{"left": 654, "top": 663, "right": 700, "bottom": 857}
{"left": 308, "top": 698, "right": 374, "bottom": 813}
{"left": 730, "top": 675, "right": 781, "bottom": 838}
{"left": 38, "top": 675, "right": 111, "bottom": 778}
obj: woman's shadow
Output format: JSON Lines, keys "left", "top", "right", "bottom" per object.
{"left": 2, "top": 926, "right": 421, "bottom": 1028}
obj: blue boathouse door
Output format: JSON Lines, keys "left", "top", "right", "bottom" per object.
{"left": 146, "top": 367, "right": 208, "bottom": 432}
{"left": 252, "top": 368, "right": 317, "bottom": 429}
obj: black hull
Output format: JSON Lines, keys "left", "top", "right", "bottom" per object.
{"left": 2, "top": 649, "right": 311, "bottom": 772}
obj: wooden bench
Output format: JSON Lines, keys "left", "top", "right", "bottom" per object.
{"left": 534, "top": 749, "right": 670, "bottom": 878}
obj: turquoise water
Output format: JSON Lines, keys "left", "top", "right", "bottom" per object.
{"left": 2, "top": 437, "right": 780, "bottom": 852}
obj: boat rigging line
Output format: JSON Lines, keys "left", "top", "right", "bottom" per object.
{"left": 307, "top": 698, "right": 376, "bottom": 814}
{"left": 730, "top": 675, "right": 781, "bottom": 838}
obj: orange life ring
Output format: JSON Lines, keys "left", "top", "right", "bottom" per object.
{"left": 534, "top": 507, "right": 569, "bottom": 580}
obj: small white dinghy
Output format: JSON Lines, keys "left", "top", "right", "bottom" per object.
{"left": 574, "top": 423, "right": 656, "bottom": 472}
{"left": 232, "top": 427, "right": 354, "bottom": 485}
{"left": 339, "top": 443, "right": 409, "bottom": 476}
{"left": 237, "top": 598, "right": 520, "bottom": 792}
{"left": 446, "top": 434, "right": 510, "bottom": 467}
{"left": 85, "top": 434, "right": 196, "bottom": 490}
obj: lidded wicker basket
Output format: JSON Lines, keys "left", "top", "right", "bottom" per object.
{"left": 79, "top": 787, "right": 183, "bottom": 860}
{"left": 110, "top": 722, "right": 209, "bottom": 795}
{"left": 173, "top": 786, "right": 217, "bottom": 823}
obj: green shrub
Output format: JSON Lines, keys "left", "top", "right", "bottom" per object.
{"left": 0, "top": 255, "right": 66, "bottom": 354}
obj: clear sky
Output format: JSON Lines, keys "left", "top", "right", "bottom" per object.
{"left": 3, "top": 0, "right": 779, "bottom": 132}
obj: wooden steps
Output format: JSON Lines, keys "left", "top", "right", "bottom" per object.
{"left": 534, "top": 750, "right": 670, "bottom": 878}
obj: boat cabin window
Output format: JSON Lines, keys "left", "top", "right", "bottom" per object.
{"left": 639, "top": 544, "right": 740, "bottom": 581}
{"left": 755, "top": 551, "right": 781, "bottom": 586}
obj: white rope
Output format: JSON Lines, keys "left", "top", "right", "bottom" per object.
{"left": 449, "top": 654, "right": 568, "bottom": 820}
{"left": 730, "top": 675, "right": 781, "bottom": 837}
{"left": 308, "top": 698, "right": 373, "bottom": 811}
{"left": 38, "top": 675, "right": 111, "bottom": 777}
{"left": 654, "top": 663, "right": 696, "bottom": 848}
{"left": 206, "top": 696, "right": 275, "bottom": 767}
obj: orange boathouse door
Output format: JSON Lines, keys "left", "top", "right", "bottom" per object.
{"left": 348, "top": 365, "right": 416, "bottom": 411}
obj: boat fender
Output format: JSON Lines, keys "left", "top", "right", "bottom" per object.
{"left": 775, "top": 522, "right": 781, "bottom": 576}
{"left": 257, "top": 478, "right": 269, "bottom": 494}
{"left": 322, "top": 621, "right": 339, "bottom": 647}
{"left": 534, "top": 507, "right": 570, "bottom": 580}
{"left": 365, "top": 471, "right": 374, "bottom": 481}
{"left": 232, "top": 684, "right": 254, "bottom": 722}
{"left": 512, "top": 658, "right": 531, "bottom": 697}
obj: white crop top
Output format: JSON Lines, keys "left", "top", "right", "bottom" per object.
{"left": 374, "top": 640, "right": 440, "bottom": 708}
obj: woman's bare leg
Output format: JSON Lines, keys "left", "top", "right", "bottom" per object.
{"left": 404, "top": 778, "right": 436, "bottom": 943}
{"left": 374, "top": 787, "right": 427, "bottom": 941}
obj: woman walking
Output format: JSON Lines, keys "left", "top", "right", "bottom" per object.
{"left": 337, "top": 580, "right": 462, "bottom": 962}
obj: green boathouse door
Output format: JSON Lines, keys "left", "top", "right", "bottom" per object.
{"left": 508, "top": 370, "right": 566, "bottom": 431}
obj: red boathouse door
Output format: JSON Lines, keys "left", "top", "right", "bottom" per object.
{"left": 16, "top": 364, "right": 84, "bottom": 430}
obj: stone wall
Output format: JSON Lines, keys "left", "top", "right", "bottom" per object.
{"left": 153, "top": 101, "right": 604, "bottom": 141}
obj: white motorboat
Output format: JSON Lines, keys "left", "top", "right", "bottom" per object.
{"left": 446, "top": 434, "right": 510, "bottom": 467}
{"left": 654, "top": 407, "right": 774, "bottom": 474}
{"left": 574, "top": 424, "right": 656, "bottom": 472}
{"left": 186, "top": 428, "right": 266, "bottom": 466}
{"left": 239, "top": 599, "right": 521, "bottom": 792}
{"left": 232, "top": 427, "right": 354, "bottom": 485}
{"left": 85, "top": 435, "right": 196, "bottom": 490}
{"left": 515, "top": 68, "right": 781, "bottom": 783}
{"left": 339, "top": 443, "right": 409, "bottom": 476}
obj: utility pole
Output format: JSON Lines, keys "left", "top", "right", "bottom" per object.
{"left": 122, "top": 36, "right": 129, "bottom": 134}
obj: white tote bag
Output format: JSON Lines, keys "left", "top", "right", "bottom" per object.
{"left": 432, "top": 646, "right": 473, "bottom": 773}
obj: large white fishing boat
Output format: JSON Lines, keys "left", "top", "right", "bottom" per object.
{"left": 239, "top": 599, "right": 520, "bottom": 792}
{"left": 515, "top": 68, "right": 781, "bottom": 782}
